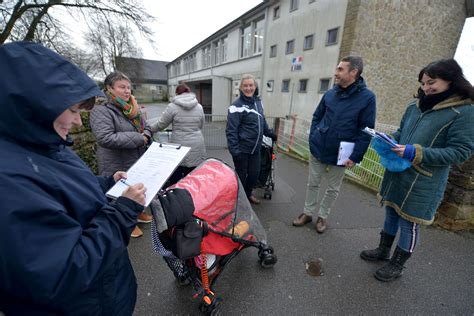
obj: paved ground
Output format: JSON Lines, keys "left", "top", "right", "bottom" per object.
{"left": 128, "top": 147, "right": 474, "bottom": 315}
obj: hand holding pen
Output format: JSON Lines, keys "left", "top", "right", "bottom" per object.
{"left": 114, "top": 175, "right": 147, "bottom": 206}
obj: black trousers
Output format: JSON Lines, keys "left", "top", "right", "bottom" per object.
{"left": 232, "top": 151, "right": 261, "bottom": 198}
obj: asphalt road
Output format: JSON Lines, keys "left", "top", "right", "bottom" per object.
{"left": 128, "top": 148, "right": 474, "bottom": 315}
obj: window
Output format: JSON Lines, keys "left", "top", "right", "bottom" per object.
{"left": 183, "top": 57, "right": 189, "bottom": 73}
{"left": 202, "top": 45, "right": 211, "bottom": 68}
{"left": 176, "top": 61, "right": 182, "bottom": 76}
{"left": 240, "top": 24, "right": 252, "bottom": 58}
{"left": 303, "top": 34, "right": 314, "bottom": 50}
{"left": 326, "top": 27, "right": 339, "bottom": 45}
{"left": 273, "top": 6, "right": 280, "bottom": 19}
{"left": 266, "top": 80, "right": 274, "bottom": 92}
{"left": 285, "top": 40, "right": 294, "bottom": 55}
{"left": 221, "top": 37, "right": 228, "bottom": 62}
{"left": 253, "top": 18, "right": 264, "bottom": 55}
{"left": 290, "top": 0, "right": 299, "bottom": 11}
{"left": 319, "top": 78, "right": 331, "bottom": 92}
{"left": 299, "top": 79, "right": 308, "bottom": 92}
{"left": 282, "top": 79, "right": 290, "bottom": 92}
{"left": 270, "top": 45, "right": 277, "bottom": 58}
{"left": 212, "top": 38, "right": 227, "bottom": 65}
{"left": 213, "top": 40, "right": 221, "bottom": 65}
{"left": 189, "top": 53, "right": 197, "bottom": 72}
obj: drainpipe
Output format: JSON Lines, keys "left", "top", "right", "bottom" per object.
{"left": 288, "top": 82, "right": 295, "bottom": 117}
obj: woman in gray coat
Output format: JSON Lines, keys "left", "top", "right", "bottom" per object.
{"left": 148, "top": 83, "right": 206, "bottom": 186}
{"left": 90, "top": 71, "right": 154, "bottom": 238}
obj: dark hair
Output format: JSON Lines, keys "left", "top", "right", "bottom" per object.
{"left": 416, "top": 59, "right": 474, "bottom": 99}
{"left": 175, "top": 83, "right": 191, "bottom": 95}
{"left": 78, "top": 97, "right": 97, "bottom": 111}
{"left": 341, "top": 55, "right": 364, "bottom": 78}
{"left": 104, "top": 71, "right": 131, "bottom": 89}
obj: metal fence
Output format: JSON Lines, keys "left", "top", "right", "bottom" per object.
{"left": 155, "top": 114, "right": 397, "bottom": 191}
{"left": 277, "top": 117, "right": 398, "bottom": 191}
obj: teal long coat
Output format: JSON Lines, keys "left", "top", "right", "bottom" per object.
{"left": 379, "top": 96, "right": 473, "bottom": 225}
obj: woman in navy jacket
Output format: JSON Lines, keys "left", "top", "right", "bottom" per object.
{"left": 0, "top": 42, "right": 146, "bottom": 315}
{"left": 226, "top": 74, "right": 276, "bottom": 204}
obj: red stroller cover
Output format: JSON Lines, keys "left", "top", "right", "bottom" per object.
{"left": 171, "top": 159, "right": 267, "bottom": 255}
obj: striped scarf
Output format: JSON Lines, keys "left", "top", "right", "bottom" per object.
{"left": 107, "top": 91, "right": 145, "bottom": 132}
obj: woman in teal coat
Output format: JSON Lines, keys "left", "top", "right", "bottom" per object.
{"left": 360, "top": 59, "right": 474, "bottom": 282}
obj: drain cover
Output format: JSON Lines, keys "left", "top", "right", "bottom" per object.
{"left": 305, "top": 259, "right": 324, "bottom": 276}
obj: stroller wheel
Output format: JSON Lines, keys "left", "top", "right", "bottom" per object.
{"left": 258, "top": 246, "right": 277, "bottom": 268}
{"left": 264, "top": 192, "right": 272, "bottom": 200}
{"left": 199, "top": 296, "right": 222, "bottom": 315}
{"left": 271, "top": 183, "right": 275, "bottom": 191}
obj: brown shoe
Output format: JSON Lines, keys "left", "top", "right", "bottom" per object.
{"left": 131, "top": 226, "right": 143, "bottom": 238}
{"left": 249, "top": 195, "right": 261, "bottom": 204}
{"left": 315, "top": 217, "right": 327, "bottom": 233}
{"left": 137, "top": 212, "right": 153, "bottom": 223}
{"left": 293, "top": 213, "right": 312, "bottom": 226}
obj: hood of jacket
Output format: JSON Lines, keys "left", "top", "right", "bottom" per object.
{"left": 0, "top": 42, "right": 103, "bottom": 149}
{"left": 172, "top": 92, "right": 199, "bottom": 110}
{"left": 333, "top": 76, "right": 367, "bottom": 97}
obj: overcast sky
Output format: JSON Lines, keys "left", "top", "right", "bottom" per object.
{"left": 139, "top": 0, "right": 263, "bottom": 62}
{"left": 454, "top": 18, "right": 474, "bottom": 84}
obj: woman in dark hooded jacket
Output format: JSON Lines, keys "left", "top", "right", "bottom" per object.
{"left": 226, "top": 74, "right": 276, "bottom": 205}
{"left": 0, "top": 42, "right": 146, "bottom": 315}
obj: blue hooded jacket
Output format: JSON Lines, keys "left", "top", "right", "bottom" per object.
{"left": 0, "top": 42, "right": 142, "bottom": 315}
{"left": 226, "top": 90, "right": 272, "bottom": 157}
{"left": 309, "top": 77, "right": 376, "bottom": 165}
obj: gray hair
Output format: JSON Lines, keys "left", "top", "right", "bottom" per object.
{"left": 104, "top": 71, "right": 131, "bottom": 88}
{"left": 341, "top": 55, "right": 364, "bottom": 78}
{"left": 239, "top": 74, "right": 257, "bottom": 90}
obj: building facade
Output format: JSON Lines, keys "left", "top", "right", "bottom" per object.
{"left": 116, "top": 57, "right": 169, "bottom": 103}
{"left": 167, "top": 0, "right": 468, "bottom": 124}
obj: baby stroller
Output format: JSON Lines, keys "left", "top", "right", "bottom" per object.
{"left": 150, "top": 158, "right": 277, "bottom": 315}
{"left": 256, "top": 135, "right": 276, "bottom": 199}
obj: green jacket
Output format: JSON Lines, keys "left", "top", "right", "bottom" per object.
{"left": 379, "top": 95, "right": 474, "bottom": 225}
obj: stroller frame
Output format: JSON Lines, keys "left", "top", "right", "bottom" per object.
{"left": 151, "top": 158, "right": 277, "bottom": 315}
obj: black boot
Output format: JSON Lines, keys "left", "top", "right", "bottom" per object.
{"left": 360, "top": 231, "right": 396, "bottom": 261}
{"left": 374, "top": 246, "right": 411, "bottom": 282}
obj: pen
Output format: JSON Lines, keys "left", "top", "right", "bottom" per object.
{"left": 120, "top": 179, "right": 131, "bottom": 186}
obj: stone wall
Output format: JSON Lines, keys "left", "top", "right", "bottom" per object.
{"left": 339, "top": 0, "right": 467, "bottom": 125}
{"left": 435, "top": 156, "right": 474, "bottom": 230}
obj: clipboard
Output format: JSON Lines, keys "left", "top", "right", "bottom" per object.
{"left": 362, "top": 127, "right": 398, "bottom": 148}
{"left": 106, "top": 142, "right": 191, "bottom": 207}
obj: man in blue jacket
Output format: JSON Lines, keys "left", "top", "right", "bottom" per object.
{"left": 293, "top": 56, "right": 376, "bottom": 233}
{"left": 0, "top": 42, "right": 147, "bottom": 315}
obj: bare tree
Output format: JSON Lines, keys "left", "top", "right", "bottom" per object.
{"left": 1, "top": 0, "right": 154, "bottom": 44}
{"left": 84, "top": 16, "right": 143, "bottom": 77}
{"left": 1, "top": 1, "right": 154, "bottom": 78}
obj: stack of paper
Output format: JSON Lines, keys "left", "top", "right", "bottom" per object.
{"left": 106, "top": 142, "right": 191, "bottom": 206}
{"left": 362, "top": 127, "right": 398, "bottom": 148}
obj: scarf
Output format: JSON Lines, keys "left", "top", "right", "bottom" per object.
{"left": 419, "top": 87, "right": 455, "bottom": 113}
{"left": 107, "top": 91, "right": 145, "bottom": 132}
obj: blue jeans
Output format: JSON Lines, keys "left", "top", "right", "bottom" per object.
{"left": 383, "top": 206, "right": 419, "bottom": 253}
{"left": 232, "top": 151, "right": 261, "bottom": 198}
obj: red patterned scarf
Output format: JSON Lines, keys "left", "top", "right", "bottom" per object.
{"left": 107, "top": 91, "right": 145, "bottom": 132}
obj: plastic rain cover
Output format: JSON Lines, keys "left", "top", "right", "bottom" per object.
{"left": 171, "top": 158, "right": 268, "bottom": 255}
